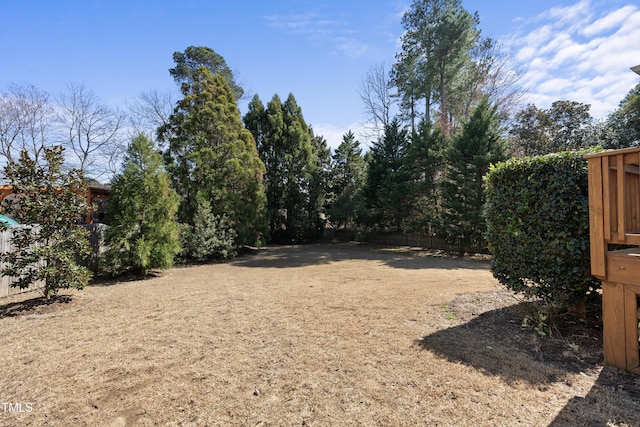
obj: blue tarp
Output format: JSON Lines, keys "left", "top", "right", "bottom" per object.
{"left": 0, "top": 214, "right": 19, "bottom": 227}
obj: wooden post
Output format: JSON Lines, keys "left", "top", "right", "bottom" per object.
{"left": 602, "top": 281, "right": 627, "bottom": 367}
{"left": 587, "top": 157, "right": 605, "bottom": 278}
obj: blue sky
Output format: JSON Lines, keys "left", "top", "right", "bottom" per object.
{"left": 1, "top": 0, "right": 639, "bottom": 149}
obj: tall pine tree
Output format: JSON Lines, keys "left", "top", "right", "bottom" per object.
{"left": 159, "top": 66, "right": 267, "bottom": 248}
{"left": 364, "top": 120, "right": 413, "bottom": 231}
{"left": 329, "top": 131, "right": 366, "bottom": 229}
{"left": 439, "top": 97, "right": 505, "bottom": 253}
{"left": 393, "top": 0, "right": 481, "bottom": 135}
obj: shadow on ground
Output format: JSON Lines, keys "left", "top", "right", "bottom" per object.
{"left": 417, "top": 291, "right": 640, "bottom": 425}
{"left": 549, "top": 367, "right": 640, "bottom": 426}
{"left": 89, "top": 271, "right": 163, "bottom": 287}
{"left": 230, "top": 242, "right": 490, "bottom": 271}
{"left": 0, "top": 294, "right": 74, "bottom": 319}
{"left": 416, "top": 300, "right": 600, "bottom": 385}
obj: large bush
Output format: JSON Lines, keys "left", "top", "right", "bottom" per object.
{"left": 1, "top": 147, "right": 92, "bottom": 299}
{"left": 104, "top": 135, "right": 181, "bottom": 276}
{"left": 485, "top": 150, "right": 601, "bottom": 313}
{"left": 179, "top": 198, "right": 237, "bottom": 262}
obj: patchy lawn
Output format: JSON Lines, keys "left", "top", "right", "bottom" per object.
{"left": 0, "top": 243, "right": 638, "bottom": 426}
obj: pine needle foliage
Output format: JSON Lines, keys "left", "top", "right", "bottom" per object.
{"left": 104, "top": 134, "right": 180, "bottom": 276}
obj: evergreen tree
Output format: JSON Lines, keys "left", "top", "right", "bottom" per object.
{"left": 329, "top": 131, "right": 367, "bottom": 229}
{"left": 364, "top": 120, "right": 413, "bottom": 231}
{"left": 169, "top": 46, "right": 244, "bottom": 101}
{"left": 281, "top": 94, "right": 318, "bottom": 241}
{"left": 393, "top": 0, "right": 481, "bottom": 135}
{"left": 159, "top": 66, "right": 267, "bottom": 248}
{"left": 244, "top": 94, "right": 282, "bottom": 240}
{"left": 391, "top": 1, "right": 522, "bottom": 136}
{"left": 1, "top": 146, "right": 92, "bottom": 299}
{"left": 599, "top": 83, "right": 640, "bottom": 149}
{"left": 104, "top": 134, "right": 180, "bottom": 276}
{"left": 406, "top": 119, "right": 446, "bottom": 232}
{"left": 309, "top": 128, "right": 331, "bottom": 238}
{"left": 180, "top": 198, "right": 237, "bottom": 262}
{"left": 244, "top": 94, "right": 266, "bottom": 148}
{"left": 439, "top": 97, "right": 505, "bottom": 253}
{"left": 244, "top": 93, "right": 320, "bottom": 243}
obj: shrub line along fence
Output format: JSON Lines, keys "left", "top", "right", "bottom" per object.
{"left": 2, "top": 226, "right": 464, "bottom": 298}
{"left": 0, "top": 224, "right": 107, "bottom": 298}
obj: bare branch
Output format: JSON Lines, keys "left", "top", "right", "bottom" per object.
{"left": 358, "top": 63, "right": 396, "bottom": 139}
{"left": 0, "top": 84, "right": 53, "bottom": 166}
{"left": 476, "top": 41, "right": 527, "bottom": 122}
{"left": 56, "top": 83, "right": 126, "bottom": 180}
{"left": 126, "top": 89, "right": 176, "bottom": 142}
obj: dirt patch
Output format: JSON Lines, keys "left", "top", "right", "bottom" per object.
{"left": 0, "top": 243, "right": 638, "bottom": 426}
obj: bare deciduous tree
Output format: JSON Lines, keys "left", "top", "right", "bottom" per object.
{"left": 126, "top": 89, "right": 176, "bottom": 142}
{"left": 0, "top": 84, "right": 53, "bottom": 166}
{"left": 358, "top": 63, "right": 396, "bottom": 138}
{"left": 474, "top": 41, "right": 526, "bottom": 124}
{"left": 56, "top": 83, "right": 125, "bottom": 179}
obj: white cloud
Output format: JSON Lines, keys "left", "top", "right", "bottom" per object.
{"left": 505, "top": 1, "right": 640, "bottom": 119}
{"left": 581, "top": 5, "right": 636, "bottom": 36}
{"left": 522, "top": 25, "right": 554, "bottom": 50}
{"left": 264, "top": 12, "right": 371, "bottom": 60}
{"left": 548, "top": 42, "right": 588, "bottom": 68}
{"left": 264, "top": 13, "right": 343, "bottom": 35}
{"left": 543, "top": 0, "right": 592, "bottom": 30}
{"left": 312, "top": 121, "right": 373, "bottom": 151}
{"left": 332, "top": 37, "right": 371, "bottom": 60}
{"left": 537, "top": 77, "right": 575, "bottom": 93}
{"left": 515, "top": 45, "right": 538, "bottom": 63}
{"left": 545, "top": 0, "right": 589, "bottom": 19}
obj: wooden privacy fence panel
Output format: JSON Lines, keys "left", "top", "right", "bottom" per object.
{"left": 0, "top": 226, "right": 44, "bottom": 298}
{"left": 326, "top": 229, "right": 486, "bottom": 253}
{"left": 83, "top": 223, "right": 107, "bottom": 273}
{"left": 361, "top": 231, "right": 482, "bottom": 253}
{"left": 365, "top": 232, "right": 440, "bottom": 249}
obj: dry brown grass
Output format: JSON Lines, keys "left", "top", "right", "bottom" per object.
{"left": 0, "top": 243, "right": 638, "bottom": 426}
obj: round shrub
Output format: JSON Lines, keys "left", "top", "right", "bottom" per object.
{"left": 485, "top": 150, "right": 602, "bottom": 312}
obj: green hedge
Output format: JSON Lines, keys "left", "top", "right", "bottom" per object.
{"left": 484, "top": 150, "right": 601, "bottom": 311}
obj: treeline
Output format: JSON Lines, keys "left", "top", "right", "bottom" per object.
{"left": 1, "top": 0, "right": 639, "bottom": 294}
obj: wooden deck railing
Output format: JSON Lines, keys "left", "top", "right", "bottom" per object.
{"left": 586, "top": 147, "right": 640, "bottom": 278}
{"left": 586, "top": 147, "right": 640, "bottom": 374}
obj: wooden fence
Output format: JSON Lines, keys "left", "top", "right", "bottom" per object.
{"left": 0, "top": 225, "right": 43, "bottom": 298}
{"left": 0, "top": 224, "right": 107, "bottom": 298}
{"left": 83, "top": 223, "right": 107, "bottom": 273}
{"left": 363, "top": 231, "right": 457, "bottom": 250}
{"left": 327, "top": 229, "right": 486, "bottom": 253}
